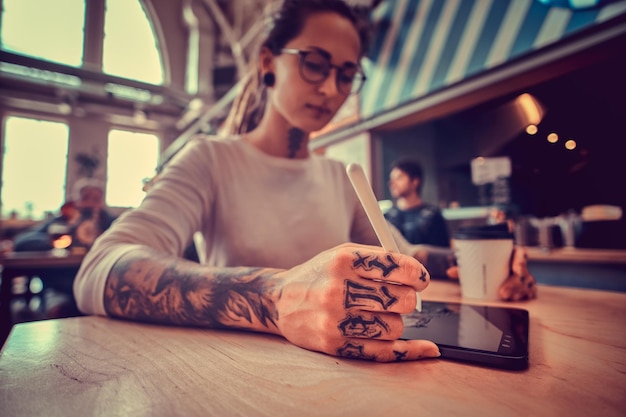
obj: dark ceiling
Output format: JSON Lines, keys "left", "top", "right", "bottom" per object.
{"left": 493, "top": 51, "right": 626, "bottom": 216}
{"left": 431, "top": 46, "right": 625, "bottom": 219}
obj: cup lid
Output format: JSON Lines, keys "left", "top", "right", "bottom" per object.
{"left": 453, "top": 224, "right": 513, "bottom": 240}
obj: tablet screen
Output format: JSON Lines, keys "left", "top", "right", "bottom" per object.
{"left": 401, "top": 301, "right": 529, "bottom": 369}
{"left": 402, "top": 303, "right": 503, "bottom": 352}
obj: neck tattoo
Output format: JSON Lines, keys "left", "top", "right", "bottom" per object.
{"left": 287, "top": 128, "right": 306, "bottom": 158}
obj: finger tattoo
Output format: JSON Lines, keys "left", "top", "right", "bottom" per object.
{"left": 344, "top": 280, "right": 398, "bottom": 310}
{"left": 394, "top": 350, "right": 408, "bottom": 361}
{"left": 353, "top": 251, "right": 399, "bottom": 277}
{"left": 337, "top": 342, "right": 375, "bottom": 360}
{"left": 419, "top": 269, "right": 427, "bottom": 282}
{"left": 338, "top": 313, "right": 389, "bottom": 338}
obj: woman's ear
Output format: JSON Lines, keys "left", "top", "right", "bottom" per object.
{"left": 259, "top": 46, "right": 275, "bottom": 74}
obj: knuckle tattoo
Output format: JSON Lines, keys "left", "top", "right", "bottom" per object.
{"left": 337, "top": 341, "right": 375, "bottom": 360}
{"left": 338, "top": 313, "right": 389, "bottom": 338}
{"left": 344, "top": 280, "right": 398, "bottom": 310}
{"left": 352, "top": 251, "right": 399, "bottom": 277}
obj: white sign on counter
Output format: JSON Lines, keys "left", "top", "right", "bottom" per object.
{"left": 471, "top": 157, "right": 512, "bottom": 185}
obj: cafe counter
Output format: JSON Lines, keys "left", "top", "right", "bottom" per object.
{"left": 525, "top": 246, "right": 626, "bottom": 292}
{"left": 526, "top": 247, "right": 626, "bottom": 263}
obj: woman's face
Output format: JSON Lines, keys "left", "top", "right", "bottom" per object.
{"left": 268, "top": 12, "right": 362, "bottom": 133}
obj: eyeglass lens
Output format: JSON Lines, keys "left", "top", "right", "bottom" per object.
{"left": 300, "top": 51, "right": 363, "bottom": 94}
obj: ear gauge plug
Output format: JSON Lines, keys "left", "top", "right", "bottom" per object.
{"left": 262, "top": 72, "right": 276, "bottom": 87}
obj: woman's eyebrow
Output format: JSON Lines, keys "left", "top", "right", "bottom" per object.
{"left": 307, "top": 46, "right": 358, "bottom": 68}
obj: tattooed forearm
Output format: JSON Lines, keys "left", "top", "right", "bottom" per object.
{"left": 287, "top": 127, "right": 306, "bottom": 158}
{"left": 104, "top": 249, "right": 284, "bottom": 332}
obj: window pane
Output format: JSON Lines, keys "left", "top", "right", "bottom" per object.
{"left": 107, "top": 130, "right": 159, "bottom": 207}
{"left": 0, "top": 0, "right": 85, "bottom": 67}
{"left": 1, "top": 117, "right": 69, "bottom": 219}
{"left": 103, "top": 0, "right": 164, "bottom": 85}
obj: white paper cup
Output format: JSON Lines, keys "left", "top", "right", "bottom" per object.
{"left": 453, "top": 226, "right": 514, "bottom": 300}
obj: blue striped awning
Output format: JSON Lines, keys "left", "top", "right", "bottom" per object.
{"left": 360, "top": 0, "right": 626, "bottom": 119}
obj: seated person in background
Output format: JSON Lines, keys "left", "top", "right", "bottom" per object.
{"left": 12, "top": 177, "right": 116, "bottom": 319}
{"left": 70, "top": 178, "right": 116, "bottom": 248}
{"left": 385, "top": 158, "right": 451, "bottom": 247}
{"left": 13, "top": 178, "right": 116, "bottom": 252}
{"left": 13, "top": 201, "right": 81, "bottom": 252}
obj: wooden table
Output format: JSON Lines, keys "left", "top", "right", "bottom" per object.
{"left": 0, "top": 250, "right": 85, "bottom": 343}
{"left": 1, "top": 281, "right": 624, "bottom": 417}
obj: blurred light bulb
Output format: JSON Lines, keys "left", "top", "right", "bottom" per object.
{"left": 526, "top": 124, "right": 538, "bottom": 135}
{"left": 547, "top": 133, "right": 558, "bottom": 143}
{"left": 565, "top": 139, "right": 577, "bottom": 150}
{"left": 58, "top": 102, "right": 72, "bottom": 114}
{"left": 517, "top": 93, "right": 543, "bottom": 125}
{"left": 53, "top": 234, "right": 72, "bottom": 249}
{"left": 188, "top": 97, "right": 203, "bottom": 110}
{"left": 133, "top": 109, "right": 147, "bottom": 125}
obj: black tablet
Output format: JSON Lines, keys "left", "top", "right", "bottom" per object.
{"left": 401, "top": 301, "right": 529, "bottom": 370}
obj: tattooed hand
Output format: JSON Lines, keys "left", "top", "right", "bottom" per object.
{"left": 104, "top": 244, "right": 439, "bottom": 363}
{"left": 273, "top": 243, "right": 440, "bottom": 362}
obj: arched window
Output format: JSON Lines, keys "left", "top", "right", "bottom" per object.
{"left": 102, "top": 0, "right": 164, "bottom": 85}
{"left": 1, "top": 0, "right": 165, "bottom": 85}
{"left": 0, "top": 0, "right": 85, "bottom": 67}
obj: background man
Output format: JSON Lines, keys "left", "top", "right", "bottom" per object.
{"left": 385, "top": 158, "right": 450, "bottom": 247}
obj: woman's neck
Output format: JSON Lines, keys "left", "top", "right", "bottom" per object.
{"left": 243, "top": 112, "right": 310, "bottom": 159}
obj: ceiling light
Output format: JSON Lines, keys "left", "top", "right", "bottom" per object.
{"left": 133, "top": 109, "right": 147, "bottom": 125}
{"left": 57, "top": 102, "right": 72, "bottom": 115}
{"left": 57, "top": 96, "right": 72, "bottom": 114}
{"left": 526, "top": 124, "right": 538, "bottom": 135}
{"left": 188, "top": 97, "right": 203, "bottom": 111}
{"left": 517, "top": 93, "right": 543, "bottom": 125}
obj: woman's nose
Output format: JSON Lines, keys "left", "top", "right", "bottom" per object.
{"left": 317, "top": 69, "right": 340, "bottom": 97}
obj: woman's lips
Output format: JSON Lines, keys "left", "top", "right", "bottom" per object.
{"left": 305, "top": 103, "right": 331, "bottom": 115}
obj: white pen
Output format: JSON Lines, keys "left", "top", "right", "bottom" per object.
{"left": 346, "top": 162, "right": 423, "bottom": 312}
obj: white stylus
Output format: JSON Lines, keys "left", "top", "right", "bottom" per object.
{"left": 346, "top": 163, "right": 423, "bottom": 312}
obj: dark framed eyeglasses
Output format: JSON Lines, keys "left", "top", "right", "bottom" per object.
{"left": 280, "top": 48, "right": 366, "bottom": 95}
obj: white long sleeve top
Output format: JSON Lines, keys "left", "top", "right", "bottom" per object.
{"left": 74, "top": 135, "right": 419, "bottom": 316}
